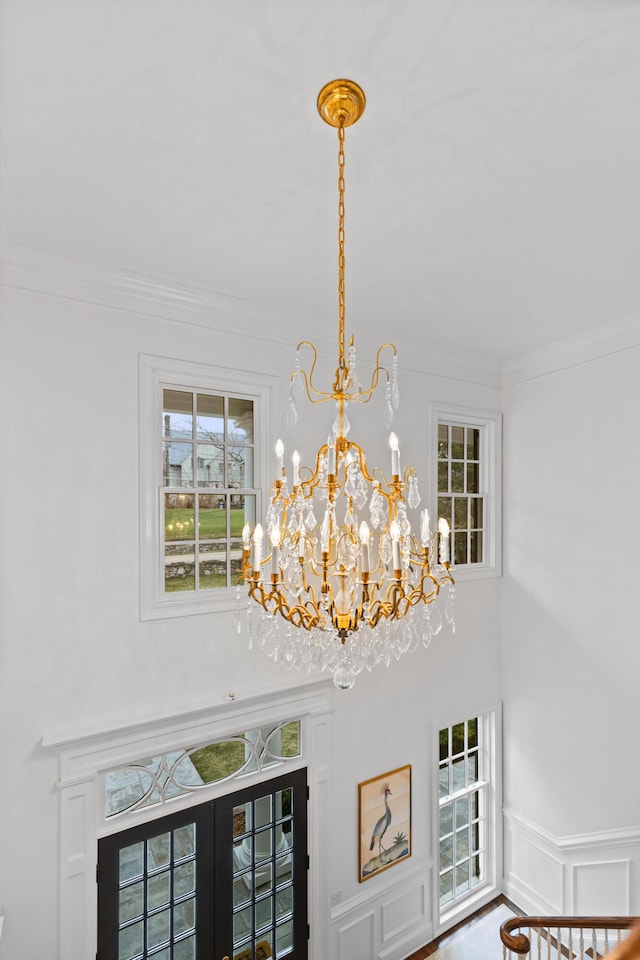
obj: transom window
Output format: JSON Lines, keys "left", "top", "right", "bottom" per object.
{"left": 105, "top": 721, "right": 301, "bottom": 820}
{"left": 162, "top": 388, "right": 258, "bottom": 594}
{"left": 438, "top": 716, "right": 487, "bottom": 912}
{"left": 437, "top": 423, "right": 483, "bottom": 566}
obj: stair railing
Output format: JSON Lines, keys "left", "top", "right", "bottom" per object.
{"left": 500, "top": 915, "right": 640, "bottom": 960}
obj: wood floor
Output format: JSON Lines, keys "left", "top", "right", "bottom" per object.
{"left": 405, "top": 895, "right": 520, "bottom": 960}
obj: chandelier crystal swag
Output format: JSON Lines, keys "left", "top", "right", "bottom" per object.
{"left": 237, "top": 80, "right": 455, "bottom": 689}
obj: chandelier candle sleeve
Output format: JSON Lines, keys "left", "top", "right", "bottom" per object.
{"left": 438, "top": 518, "right": 450, "bottom": 564}
{"left": 359, "top": 521, "right": 370, "bottom": 573}
{"left": 252, "top": 523, "right": 264, "bottom": 575}
{"left": 390, "top": 519, "right": 401, "bottom": 571}
{"left": 270, "top": 523, "right": 281, "bottom": 575}
{"left": 292, "top": 450, "right": 301, "bottom": 487}
{"left": 420, "top": 509, "right": 430, "bottom": 548}
{"left": 275, "top": 438, "right": 284, "bottom": 474}
{"left": 389, "top": 432, "right": 400, "bottom": 477}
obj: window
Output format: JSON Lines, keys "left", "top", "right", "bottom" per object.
{"left": 430, "top": 404, "right": 501, "bottom": 578}
{"left": 140, "top": 355, "right": 277, "bottom": 620}
{"left": 162, "top": 389, "right": 257, "bottom": 595}
{"left": 437, "top": 423, "right": 483, "bottom": 565}
{"left": 434, "top": 707, "right": 501, "bottom": 930}
{"left": 438, "top": 717, "right": 485, "bottom": 909}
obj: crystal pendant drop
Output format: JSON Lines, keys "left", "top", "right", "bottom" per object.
{"left": 332, "top": 401, "right": 351, "bottom": 436}
{"left": 391, "top": 355, "right": 400, "bottom": 409}
{"left": 383, "top": 382, "right": 394, "bottom": 429}
{"left": 333, "top": 663, "right": 356, "bottom": 691}
{"left": 407, "top": 476, "right": 421, "bottom": 509}
{"left": 292, "top": 352, "right": 304, "bottom": 400}
{"left": 287, "top": 393, "right": 298, "bottom": 429}
{"left": 381, "top": 533, "right": 392, "bottom": 565}
{"left": 421, "top": 608, "right": 432, "bottom": 648}
{"left": 234, "top": 586, "right": 242, "bottom": 634}
{"left": 348, "top": 342, "right": 362, "bottom": 393}
{"left": 445, "top": 584, "right": 456, "bottom": 631}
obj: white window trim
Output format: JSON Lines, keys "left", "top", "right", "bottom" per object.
{"left": 43, "top": 679, "right": 333, "bottom": 960}
{"left": 429, "top": 402, "right": 502, "bottom": 580}
{"left": 432, "top": 702, "right": 503, "bottom": 935}
{"left": 139, "top": 353, "right": 279, "bottom": 620}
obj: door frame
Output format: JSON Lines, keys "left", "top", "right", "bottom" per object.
{"left": 44, "top": 680, "right": 332, "bottom": 960}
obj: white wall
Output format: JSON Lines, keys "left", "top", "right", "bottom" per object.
{"left": 0, "top": 283, "right": 501, "bottom": 959}
{"left": 501, "top": 345, "right": 640, "bottom": 914}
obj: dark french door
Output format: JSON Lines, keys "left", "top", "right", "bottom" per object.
{"left": 97, "top": 768, "right": 308, "bottom": 960}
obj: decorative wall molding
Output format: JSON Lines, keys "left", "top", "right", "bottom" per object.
{"left": 331, "top": 861, "right": 433, "bottom": 960}
{"left": 503, "top": 807, "right": 640, "bottom": 916}
{"left": 501, "top": 312, "right": 640, "bottom": 386}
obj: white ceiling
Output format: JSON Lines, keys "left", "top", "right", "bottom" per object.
{"left": 2, "top": 0, "right": 640, "bottom": 375}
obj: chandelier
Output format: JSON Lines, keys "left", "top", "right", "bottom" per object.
{"left": 236, "top": 80, "right": 455, "bottom": 689}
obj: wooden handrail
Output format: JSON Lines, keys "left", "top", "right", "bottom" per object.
{"left": 500, "top": 916, "right": 640, "bottom": 955}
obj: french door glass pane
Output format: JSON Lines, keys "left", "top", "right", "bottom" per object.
{"left": 115, "top": 821, "right": 197, "bottom": 959}
{"left": 230, "top": 776, "right": 304, "bottom": 959}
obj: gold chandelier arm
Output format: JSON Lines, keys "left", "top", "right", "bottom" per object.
{"left": 346, "top": 342, "right": 395, "bottom": 403}
{"left": 293, "top": 340, "right": 336, "bottom": 403}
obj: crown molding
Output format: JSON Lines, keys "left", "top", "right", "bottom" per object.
{"left": 0, "top": 245, "right": 501, "bottom": 387}
{"left": 501, "top": 311, "right": 640, "bottom": 386}
{"left": 0, "top": 243, "right": 305, "bottom": 346}
{"left": 11, "top": 244, "right": 637, "bottom": 389}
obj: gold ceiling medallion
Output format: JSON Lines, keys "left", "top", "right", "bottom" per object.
{"left": 317, "top": 79, "right": 366, "bottom": 127}
{"left": 237, "top": 80, "right": 454, "bottom": 690}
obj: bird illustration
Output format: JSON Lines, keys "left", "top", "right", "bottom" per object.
{"left": 369, "top": 785, "right": 392, "bottom": 861}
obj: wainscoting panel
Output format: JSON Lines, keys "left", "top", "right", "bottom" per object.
{"left": 573, "top": 860, "right": 631, "bottom": 915}
{"left": 506, "top": 818, "right": 564, "bottom": 913}
{"left": 337, "top": 911, "right": 375, "bottom": 960}
{"left": 504, "top": 808, "right": 640, "bottom": 916}
{"left": 332, "top": 863, "right": 433, "bottom": 960}
{"left": 381, "top": 879, "right": 426, "bottom": 942}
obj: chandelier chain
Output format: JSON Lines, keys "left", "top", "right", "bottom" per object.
{"left": 337, "top": 123, "right": 346, "bottom": 379}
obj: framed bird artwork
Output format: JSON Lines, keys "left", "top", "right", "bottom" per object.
{"left": 358, "top": 765, "right": 412, "bottom": 881}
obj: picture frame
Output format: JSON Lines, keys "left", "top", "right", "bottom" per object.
{"left": 358, "top": 764, "right": 412, "bottom": 882}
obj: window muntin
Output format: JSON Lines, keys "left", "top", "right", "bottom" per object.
{"left": 438, "top": 716, "right": 487, "bottom": 910}
{"left": 437, "top": 423, "right": 484, "bottom": 566}
{"left": 162, "top": 389, "right": 258, "bottom": 594}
